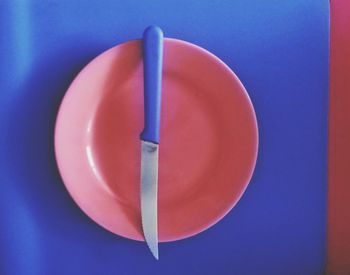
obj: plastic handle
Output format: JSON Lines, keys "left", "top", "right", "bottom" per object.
{"left": 140, "top": 26, "right": 164, "bottom": 144}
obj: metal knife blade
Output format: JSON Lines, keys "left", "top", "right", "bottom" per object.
{"left": 140, "top": 141, "right": 159, "bottom": 259}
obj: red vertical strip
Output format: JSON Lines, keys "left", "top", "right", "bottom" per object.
{"left": 328, "top": 0, "right": 350, "bottom": 273}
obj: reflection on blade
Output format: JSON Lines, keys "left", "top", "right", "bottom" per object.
{"left": 140, "top": 141, "right": 159, "bottom": 259}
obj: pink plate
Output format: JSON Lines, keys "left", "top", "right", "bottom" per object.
{"left": 54, "top": 38, "right": 258, "bottom": 242}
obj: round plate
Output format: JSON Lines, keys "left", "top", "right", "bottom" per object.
{"left": 55, "top": 38, "right": 258, "bottom": 242}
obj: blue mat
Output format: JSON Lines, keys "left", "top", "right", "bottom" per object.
{"left": 0, "top": 1, "right": 329, "bottom": 274}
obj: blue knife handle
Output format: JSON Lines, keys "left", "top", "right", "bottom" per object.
{"left": 140, "top": 26, "right": 164, "bottom": 144}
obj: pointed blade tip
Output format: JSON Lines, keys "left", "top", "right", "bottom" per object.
{"left": 144, "top": 235, "right": 159, "bottom": 260}
{"left": 153, "top": 249, "right": 159, "bottom": 260}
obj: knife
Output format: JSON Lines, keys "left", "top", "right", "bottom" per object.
{"left": 140, "top": 25, "right": 164, "bottom": 260}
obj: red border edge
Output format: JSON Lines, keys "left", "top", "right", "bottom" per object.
{"left": 327, "top": 0, "right": 350, "bottom": 273}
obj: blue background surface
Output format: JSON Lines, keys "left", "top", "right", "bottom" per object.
{"left": 0, "top": 1, "right": 329, "bottom": 274}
